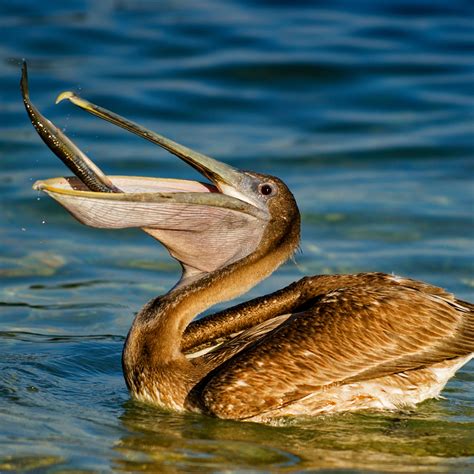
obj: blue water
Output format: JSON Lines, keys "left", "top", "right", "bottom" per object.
{"left": 1, "top": 0, "right": 473, "bottom": 472}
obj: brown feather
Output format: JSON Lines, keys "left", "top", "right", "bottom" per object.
{"left": 191, "top": 274, "right": 473, "bottom": 419}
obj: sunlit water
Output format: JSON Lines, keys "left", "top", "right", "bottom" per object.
{"left": 1, "top": 0, "right": 473, "bottom": 472}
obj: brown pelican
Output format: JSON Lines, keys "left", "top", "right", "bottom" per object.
{"left": 21, "top": 63, "right": 473, "bottom": 422}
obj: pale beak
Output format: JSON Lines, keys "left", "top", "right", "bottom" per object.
{"left": 22, "top": 62, "right": 267, "bottom": 274}
{"left": 54, "top": 90, "right": 244, "bottom": 193}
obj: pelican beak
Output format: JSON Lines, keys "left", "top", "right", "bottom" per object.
{"left": 25, "top": 64, "right": 268, "bottom": 274}
{"left": 55, "top": 91, "right": 247, "bottom": 199}
{"left": 31, "top": 88, "right": 266, "bottom": 218}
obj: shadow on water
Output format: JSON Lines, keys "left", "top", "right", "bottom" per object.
{"left": 114, "top": 400, "right": 474, "bottom": 473}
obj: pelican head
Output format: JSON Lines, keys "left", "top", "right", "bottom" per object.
{"left": 22, "top": 63, "right": 300, "bottom": 287}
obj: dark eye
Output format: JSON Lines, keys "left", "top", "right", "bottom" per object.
{"left": 258, "top": 183, "right": 275, "bottom": 196}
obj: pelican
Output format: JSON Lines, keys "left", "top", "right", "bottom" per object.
{"left": 21, "top": 63, "right": 473, "bottom": 422}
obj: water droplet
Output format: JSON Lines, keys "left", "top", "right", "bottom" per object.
{"left": 41, "top": 220, "right": 46, "bottom": 224}
{"left": 21, "top": 227, "right": 26, "bottom": 232}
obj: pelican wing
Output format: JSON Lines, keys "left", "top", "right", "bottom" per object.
{"left": 198, "top": 280, "right": 474, "bottom": 419}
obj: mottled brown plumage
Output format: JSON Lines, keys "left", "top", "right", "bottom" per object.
{"left": 23, "top": 64, "right": 474, "bottom": 422}
{"left": 189, "top": 274, "right": 473, "bottom": 420}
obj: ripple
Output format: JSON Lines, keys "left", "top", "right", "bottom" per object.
{"left": 2, "top": 299, "right": 121, "bottom": 310}
{"left": 0, "top": 331, "right": 124, "bottom": 343}
{"left": 1, "top": 0, "right": 473, "bottom": 472}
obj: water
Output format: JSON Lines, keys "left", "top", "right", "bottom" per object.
{"left": 1, "top": 0, "right": 473, "bottom": 471}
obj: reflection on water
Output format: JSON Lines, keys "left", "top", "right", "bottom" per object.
{"left": 115, "top": 401, "right": 474, "bottom": 472}
{"left": 0, "top": 0, "right": 473, "bottom": 472}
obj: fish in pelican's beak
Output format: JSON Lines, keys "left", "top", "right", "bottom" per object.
{"left": 21, "top": 62, "right": 298, "bottom": 283}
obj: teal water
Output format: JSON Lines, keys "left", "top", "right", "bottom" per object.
{"left": 1, "top": 0, "right": 473, "bottom": 472}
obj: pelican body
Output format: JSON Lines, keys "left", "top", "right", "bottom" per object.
{"left": 21, "top": 63, "right": 474, "bottom": 422}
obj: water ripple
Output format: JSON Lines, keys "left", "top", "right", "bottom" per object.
{"left": 0, "top": 0, "right": 473, "bottom": 472}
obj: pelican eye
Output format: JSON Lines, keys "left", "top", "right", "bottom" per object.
{"left": 258, "top": 183, "right": 276, "bottom": 197}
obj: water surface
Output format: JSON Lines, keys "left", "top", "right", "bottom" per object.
{"left": 1, "top": 0, "right": 473, "bottom": 472}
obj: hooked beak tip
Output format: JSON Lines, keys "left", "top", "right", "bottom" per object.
{"left": 33, "top": 180, "right": 46, "bottom": 191}
{"left": 56, "top": 90, "right": 76, "bottom": 105}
